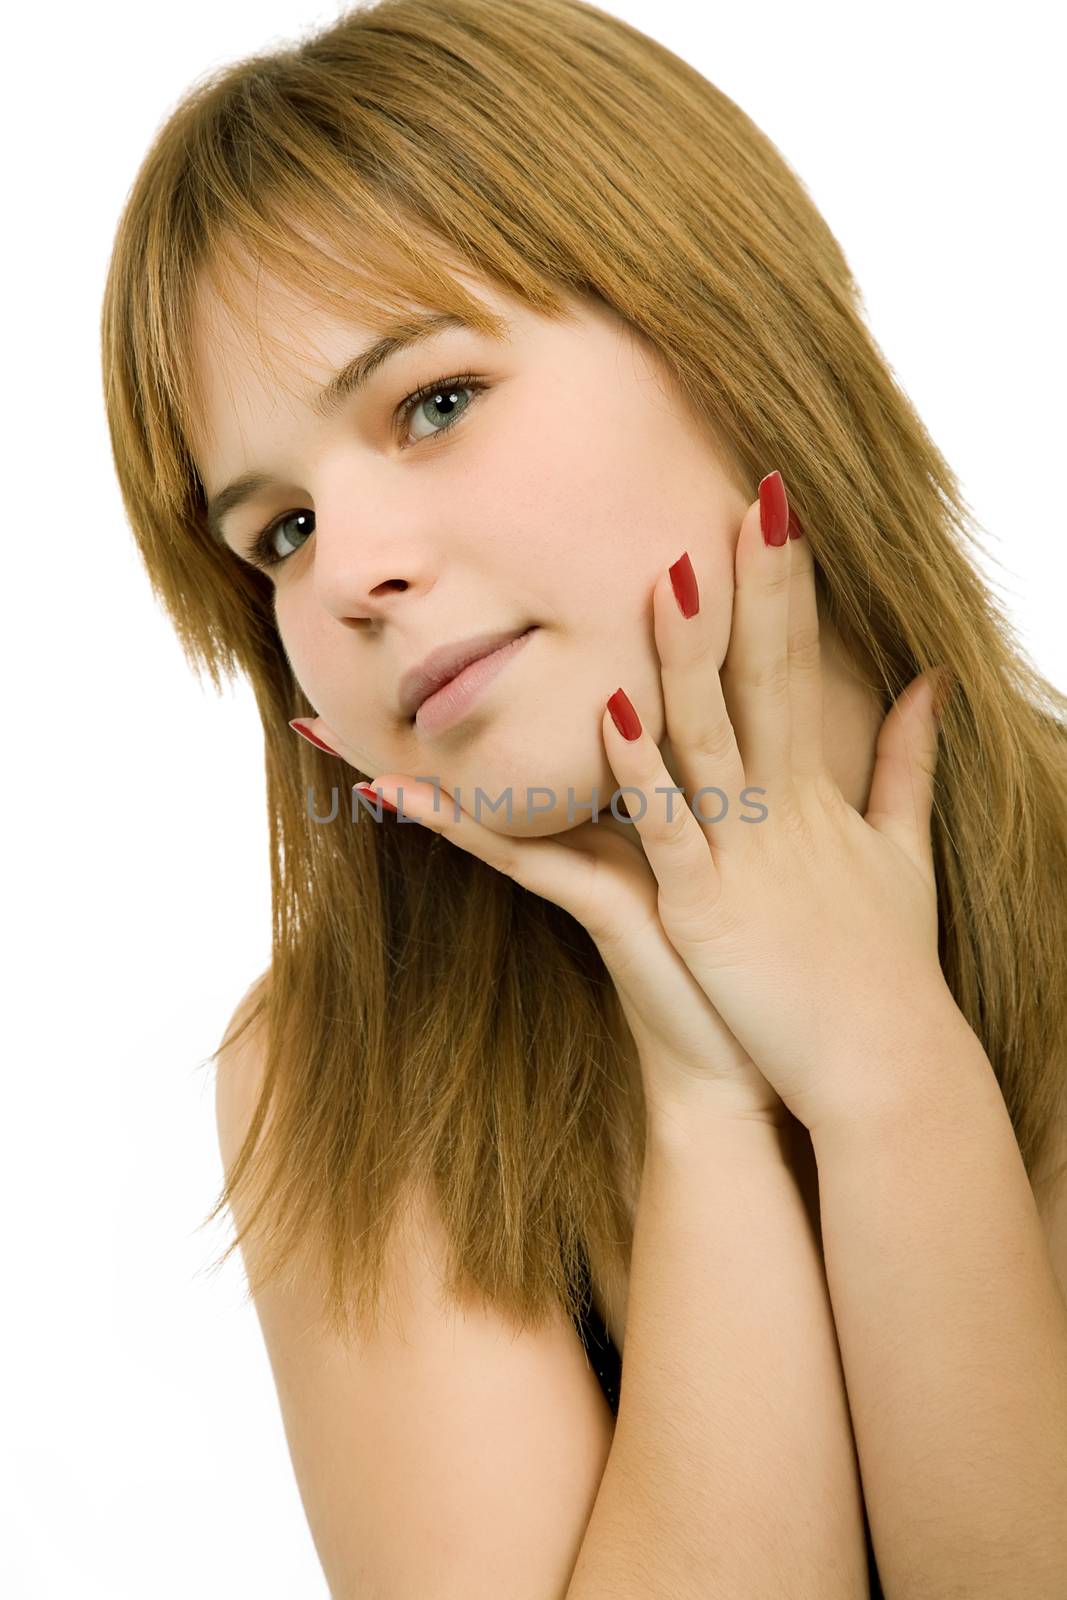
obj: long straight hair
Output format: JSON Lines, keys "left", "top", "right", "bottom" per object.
{"left": 100, "top": 0, "right": 1067, "bottom": 1343}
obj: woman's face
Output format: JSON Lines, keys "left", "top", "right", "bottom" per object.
{"left": 189, "top": 264, "right": 751, "bottom": 837}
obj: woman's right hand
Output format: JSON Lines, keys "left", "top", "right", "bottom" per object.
{"left": 353, "top": 779, "right": 786, "bottom": 1127}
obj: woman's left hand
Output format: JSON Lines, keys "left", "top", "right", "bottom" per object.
{"left": 600, "top": 474, "right": 965, "bottom": 1135}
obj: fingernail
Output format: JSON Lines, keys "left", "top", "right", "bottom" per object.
{"left": 787, "top": 508, "right": 803, "bottom": 540}
{"left": 354, "top": 784, "right": 398, "bottom": 814}
{"left": 668, "top": 550, "right": 700, "bottom": 618}
{"left": 290, "top": 719, "right": 339, "bottom": 755}
{"left": 607, "top": 687, "right": 642, "bottom": 740}
{"left": 758, "top": 471, "right": 790, "bottom": 547}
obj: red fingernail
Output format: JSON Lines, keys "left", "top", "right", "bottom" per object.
{"left": 290, "top": 719, "right": 339, "bottom": 756}
{"left": 668, "top": 550, "right": 700, "bottom": 618}
{"left": 355, "top": 784, "right": 398, "bottom": 813}
{"left": 758, "top": 471, "right": 790, "bottom": 546}
{"left": 607, "top": 687, "right": 642, "bottom": 740}
{"left": 788, "top": 509, "right": 803, "bottom": 540}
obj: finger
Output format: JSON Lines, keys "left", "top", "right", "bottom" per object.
{"left": 356, "top": 774, "right": 620, "bottom": 946}
{"left": 719, "top": 474, "right": 795, "bottom": 803}
{"left": 289, "top": 716, "right": 387, "bottom": 775}
{"left": 654, "top": 548, "right": 747, "bottom": 853}
{"left": 601, "top": 688, "right": 725, "bottom": 934}
{"left": 289, "top": 718, "right": 343, "bottom": 757}
{"left": 863, "top": 671, "right": 943, "bottom": 877}
{"left": 782, "top": 519, "right": 826, "bottom": 781}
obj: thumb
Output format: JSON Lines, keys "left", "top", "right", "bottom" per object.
{"left": 863, "top": 668, "right": 950, "bottom": 872}
{"left": 359, "top": 773, "right": 625, "bottom": 946}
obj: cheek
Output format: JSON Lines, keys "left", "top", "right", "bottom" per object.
{"left": 273, "top": 607, "right": 346, "bottom": 718}
{"left": 273, "top": 603, "right": 314, "bottom": 672}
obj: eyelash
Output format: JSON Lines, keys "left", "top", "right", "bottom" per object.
{"left": 243, "top": 371, "right": 488, "bottom": 571}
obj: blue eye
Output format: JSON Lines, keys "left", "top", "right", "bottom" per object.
{"left": 400, "top": 371, "right": 484, "bottom": 447}
{"left": 247, "top": 508, "right": 313, "bottom": 570}
{"left": 242, "top": 372, "right": 488, "bottom": 572}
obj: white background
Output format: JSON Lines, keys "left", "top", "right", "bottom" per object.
{"left": 2, "top": 1, "right": 1063, "bottom": 1594}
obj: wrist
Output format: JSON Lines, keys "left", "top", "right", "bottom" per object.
{"left": 645, "top": 1087, "right": 794, "bottom": 1159}
{"left": 635, "top": 1049, "right": 789, "bottom": 1137}
{"left": 805, "top": 1000, "right": 991, "bottom": 1148}
{"left": 642, "top": 1108, "right": 808, "bottom": 1230}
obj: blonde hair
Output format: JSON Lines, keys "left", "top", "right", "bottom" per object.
{"left": 100, "top": 0, "right": 1067, "bottom": 1342}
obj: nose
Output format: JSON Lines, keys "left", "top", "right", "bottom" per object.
{"left": 307, "top": 498, "right": 431, "bottom": 621}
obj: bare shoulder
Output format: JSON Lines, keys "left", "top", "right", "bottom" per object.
{"left": 212, "top": 973, "right": 616, "bottom": 1599}
{"left": 1034, "top": 1094, "right": 1067, "bottom": 1309}
{"left": 214, "top": 968, "right": 272, "bottom": 1161}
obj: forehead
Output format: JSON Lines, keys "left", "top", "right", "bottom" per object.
{"left": 184, "top": 242, "right": 529, "bottom": 485}
{"left": 187, "top": 222, "right": 559, "bottom": 486}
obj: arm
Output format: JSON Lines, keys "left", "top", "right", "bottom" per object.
{"left": 809, "top": 1013, "right": 1067, "bottom": 1599}
{"left": 566, "top": 1103, "right": 870, "bottom": 1599}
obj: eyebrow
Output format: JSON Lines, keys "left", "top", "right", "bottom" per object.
{"left": 205, "top": 311, "right": 486, "bottom": 543}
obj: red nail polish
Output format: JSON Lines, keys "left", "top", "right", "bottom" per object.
{"left": 355, "top": 784, "right": 398, "bottom": 813}
{"left": 787, "top": 509, "right": 803, "bottom": 540}
{"left": 758, "top": 471, "right": 790, "bottom": 546}
{"left": 668, "top": 550, "right": 700, "bottom": 618}
{"left": 607, "top": 687, "right": 642, "bottom": 740}
{"left": 289, "top": 719, "right": 339, "bottom": 756}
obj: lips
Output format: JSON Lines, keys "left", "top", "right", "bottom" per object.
{"left": 398, "top": 626, "right": 535, "bottom": 721}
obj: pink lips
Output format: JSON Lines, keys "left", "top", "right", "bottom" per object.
{"left": 399, "top": 625, "right": 535, "bottom": 721}
{"left": 413, "top": 628, "right": 537, "bottom": 735}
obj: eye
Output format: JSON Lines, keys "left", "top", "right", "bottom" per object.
{"left": 246, "top": 508, "right": 314, "bottom": 570}
{"left": 241, "top": 372, "right": 488, "bottom": 572}
{"left": 397, "top": 370, "right": 487, "bottom": 449}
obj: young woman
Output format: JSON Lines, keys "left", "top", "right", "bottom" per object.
{"left": 100, "top": 0, "right": 1067, "bottom": 1594}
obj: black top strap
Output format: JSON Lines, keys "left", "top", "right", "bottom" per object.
{"left": 569, "top": 1244, "right": 621, "bottom": 1417}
